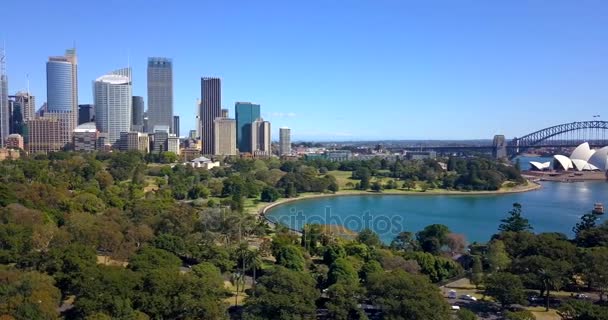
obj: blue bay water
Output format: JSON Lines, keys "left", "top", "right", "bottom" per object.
{"left": 266, "top": 181, "right": 608, "bottom": 243}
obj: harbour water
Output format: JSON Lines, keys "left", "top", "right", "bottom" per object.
{"left": 266, "top": 181, "right": 608, "bottom": 243}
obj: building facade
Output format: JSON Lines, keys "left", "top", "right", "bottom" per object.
{"left": 147, "top": 57, "right": 173, "bottom": 133}
{"left": 168, "top": 135, "right": 180, "bottom": 155}
{"left": 10, "top": 92, "right": 36, "bottom": 123}
{"left": 151, "top": 125, "right": 170, "bottom": 153}
{"left": 251, "top": 118, "right": 271, "bottom": 156}
{"left": 73, "top": 122, "right": 98, "bottom": 152}
{"left": 28, "top": 116, "right": 62, "bottom": 153}
{"left": 200, "top": 77, "right": 221, "bottom": 154}
{"left": 78, "top": 104, "right": 94, "bottom": 125}
{"left": 46, "top": 49, "right": 78, "bottom": 147}
{"left": 5, "top": 134, "right": 24, "bottom": 150}
{"left": 119, "top": 131, "right": 149, "bottom": 153}
{"left": 279, "top": 127, "right": 291, "bottom": 155}
{"left": 173, "top": 115, "right": 180, "bottom": 137}
{"left": 213, "top": 117, "right": 236, "bottom": 156}
{"left": 235, "top": 102, "right": 260, "bottom": 153}
{"left": 94, "top": 68, "right": 132, "bottom": 146}
{"left": 132, "top": 96, "right": 144, "bottom": 132}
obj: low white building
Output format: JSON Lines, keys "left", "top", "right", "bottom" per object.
{"left": 185, "top": 156, "right": 220, "bottom": 170}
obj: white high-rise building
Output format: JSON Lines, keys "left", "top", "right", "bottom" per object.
{"left": 0, "top": 48, "right": 9, "bottom": 147}
{"left": 147, "top": 58, "right": 173, "bottom": 133}
{"left": 251, "top": 118, "right": 271, "bottom": 156}
{"left": 279, "top": 127, "right": 291, "bottom": 156}
{"left": 94, "top": 68, "right": 132, "bottom": 146}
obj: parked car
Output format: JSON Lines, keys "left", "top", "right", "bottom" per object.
{"left": 575, "top": 293, "right": 590, "bottom": 300}
{"left": 461, "top": 294, "right": 478, "bottom": 301}
{"left": 448, "top": 290, "right": 457, "bottom": 299}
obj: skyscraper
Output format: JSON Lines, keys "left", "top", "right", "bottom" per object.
{"left": 280, "top": 127, "right": 291, "bottom": 156}
{"left": 46, "top": 48, "right": 78, "bottom": 146}
{"left": 28, "top": 115, "right": 62, "bottom": 154}
{"left": 0, "top": 48, "right": 8, "bottom": 148}
{"left": 94, "top": 68, "right": 132, "bottom": 146}
{"left": 251, "top": 118, "right": 271, "bottom": 156}
{"left": 213, "top": 117, "right": 236, "bottom": 156}
{"left": 132, "top": 96, "right": 144, "bottom": 131}
{"left": 173, "top": 115, "right": 180, "bottom": 137}
{"left": 200, "top": 77, "right": 221, "bottom": 155}
{"left": 147, "top": 57, "right": 173, "bottom": 133}
{"left": 78, "top": 104, "right": 94, "bottom": 125}
{"left": 235, "top": 102, "right": 261, "bottom": 153}
{"left": 11, "top": 92, "right": 36, "bottom": 122}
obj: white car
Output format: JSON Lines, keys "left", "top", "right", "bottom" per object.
{"left": 461, "top": 294, "right": 478, "bottom": 301}
{"left": 451, "top": 305, "right": 461, "bottom": 311}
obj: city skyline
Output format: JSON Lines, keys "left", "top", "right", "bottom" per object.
{"left": 1, "top": 1, "right": 607, "bottom": 140}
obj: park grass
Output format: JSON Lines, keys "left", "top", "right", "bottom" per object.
{"left": 526, "top": 307, "right": 560, "bottom": 320}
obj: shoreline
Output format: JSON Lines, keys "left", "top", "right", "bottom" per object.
{"left": 258, "top": 180, "right": 542, "bottom": 219}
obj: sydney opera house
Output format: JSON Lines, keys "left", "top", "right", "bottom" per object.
{"left": 530, "top": 142, "right": 608, "bottom": 172}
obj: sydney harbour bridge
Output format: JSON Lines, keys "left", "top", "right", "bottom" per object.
{"left": 409, "top": 120, "right": 608, "bottom": 159}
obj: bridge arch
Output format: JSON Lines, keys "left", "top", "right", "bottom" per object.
{"left": 508, "top": 120, "right": 608, "bottom": 154}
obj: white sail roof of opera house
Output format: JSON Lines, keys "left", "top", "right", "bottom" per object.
{"left": 553, "top": 155, "right": 574, "bottom": 170}
{"left": 588, "top": 146, "right": 608, "bottom": 171}
{"left": 530, "top": 161, "right": 551, "bottom": 170}
{"left": 570, "top": 142, "right": 596, "bottom": 161}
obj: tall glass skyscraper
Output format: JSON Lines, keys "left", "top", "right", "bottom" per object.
{"left": 46, "top": 48, "right": 78, "bottom": 146}
{"left": 147, "top": 57, "right": 173, "bottom": 133}
{"left": 200, "top": 77, "right": 221, "bottom": 155}
{"left": 94, "top": 68, "right": 132, "bottom": 146}
{"left": 280, "top": 127, "right": 291, "bottom": 156}
{"left": 235, "top": 102, "right": 260, "bottom": 153}
{"left": 132, "top": 96, "right": 144, "bottom": 131}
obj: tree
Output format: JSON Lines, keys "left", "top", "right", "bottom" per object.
{"left": 416, "top": 224, "right": 450, "bottom": 255}
{"left": 498, "top": 203, "right": 533, "bottom": 232}
{"left": 402, "top": 179, "right": 416, "bottom": 190}
{"left": 483, "top": 272, "right": 526, "bottom": 310}
{"left": 0, "top": 268, "right": 62, "bottom": 320}
{"left": 359, "top": 175, "right": 370, "bottom": 190}
{"left": 470, "top": 255, "right": 484, "bottom": 289}
{"left": 244, "top": 267, "right": 320, "bottom": 320}
{"left": 573, "top": 213, "right": 599, "bottom": 247}
{"left": 260, "top": 186, "right": 280, "bottom": 202}
{"left": 356, "top": 228, "right": 382, "bottom": 247}
{"left": 366, "top": 270, "right": 450, "bottom": 320}
{"left": 512, "top": 255, "right": 571, "bottom": 311}
{"left": 486, "top": 240, "right": 511, "bottom": 272}
{"left": 128, "top": 247, "right": 181, "bottom": 272}
{"left": 558, "top": 300, "right": 608, "bottom": 320}
{"left": 327, "top": 258, "right": 358, "bottom": 286}
{"left": 581, "top": 247, "right": 608, "bottom": 301}
{"left": 371, "top": 181, "right": 382, "bottom": 192}
{"left": 390, "top": 231, "right": 418, "bottom": 252}
{"left": 325, "top": 281, "right": 368, "bottom": 320}
{"left": 505, "top": 310, "right": 537, "bottom": 320}
{"left": 274, "top": 244, "right": 305, "bottom": 271}
{"left": 456, "top": 308, "right": 477, "bottom": 320}
{"left": 446, "top": 233, "right": 467, "bottom": 255}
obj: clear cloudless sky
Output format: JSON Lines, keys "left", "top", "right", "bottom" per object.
{"left": 2, "top": 0, "right": 607, "bottom": 140}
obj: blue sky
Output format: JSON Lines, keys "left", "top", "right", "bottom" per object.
{"left": 2, "top": 0, "right": 607, "bottom": 140}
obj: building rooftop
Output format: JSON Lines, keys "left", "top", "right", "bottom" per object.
{"left": 74, "top": 122, "right": 97, "bottom": 133}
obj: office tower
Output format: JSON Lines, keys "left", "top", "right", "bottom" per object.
{"left": 28, "top": 116, "right": 62, "bottom": 153}
{"left": 200, "top": 78, "right": 221, "bottom": 154}
{"left": 173, "top": 115, "right": 180, "bottom": 137}
{"left": 251, "top": 118, "right": 271, "bottom": 156}
{"left": 119, "top": 131, "right": 149, "bottom": 153}
{"left": 8, "top": 99, "right": 24, "bottom": 135}
{"left": 73, "top": 122, "right": 98, "bottom": 152}
{"left": 132, "top": 96, "right": 144, "bottom": 131}
{"left": 213, "top": 117, "right": 236, "bottom": 156}
{"left": 235, "top": 102, "right": 261, "bottom": 153}
{"left": 221, "top": 109, "right": 229, "bottom": 118}
{"left": 78, "top": 104, "right": 94, "bottom": 125}
{"left": 0, "top": 48, "right": 8, "bottom": 147}
{"left": 5, "top": 134, "right": 24, "bottom": 150}
{"left": 279, "top": 127, "right": 291, "bottom": 155}
{"left": 151, "top": 125, "right": 170, "bottom": 153}
{"left": 147, "top": 57, "right": 173, "bottom": 133}
{"left": 188, "top": 129, "right": 196, "bottom": 139}
{"left": 10, "top": 92, "right": 36, "bottom": 122}
{"left": 94, "top": 68, "right": 132, "bottom": 146}
{"left": 168, "top": 135, "right": 180, "bottom": 155}
{"left": 46, "top": 48, "right": 78, "bottom": 146}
